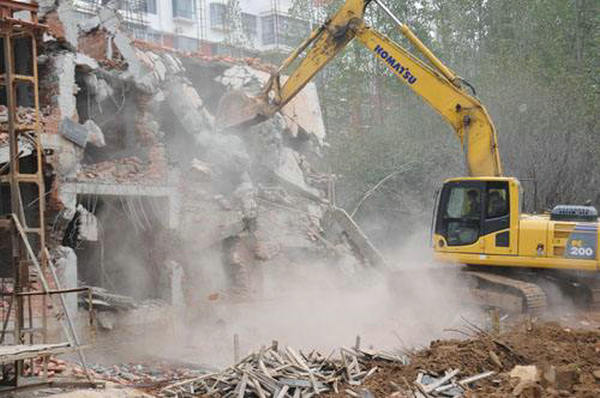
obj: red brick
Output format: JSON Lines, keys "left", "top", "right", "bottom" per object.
{"left": 78, "top": 29, "right": 109, "bottom": 62}
{"left": 44, "top": 11, "right": 66, "bottom": 42}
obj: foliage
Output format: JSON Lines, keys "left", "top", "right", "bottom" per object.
{"left": 225, "top": 0, "right": 251, "bottom": 48}
{"left": 288, "top": 0, "right": 600, "bottom": 249}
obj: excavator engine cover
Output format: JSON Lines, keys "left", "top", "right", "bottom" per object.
{"left": 550, "top": 205, "right": 598, "bottom": 222}
{"left": 215, "top": 90, "right": 266, "bottom": 130}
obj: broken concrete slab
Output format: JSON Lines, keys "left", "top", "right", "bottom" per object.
{"left": 161, "top": 52, "right": 184, "bottom": 74}
{"left": 60, "top": 117, "right": 89, "bottom": 147}
{"left": 274, "top": 147, "right": 322, "bottom": 200}
{"left": 190, "top": 158, "right": 212, "bottom": 180}
{"left": 216, "top": 65, "right": 269, "bottom": 95}
{"left": 114, "top": 33, "right": 159, "bottom": 93}
{"left": 205, "top": 133, "right": 251, "bottom": 176}
{"left": 76, "top": 204, "right": 98, "bottom": 242}
{"left": 83, "top": 74, "right": 114, "bottom": 104}
{"left": 42, "top": 133, "right": 84, "bottom": 179}
{"left": 77, "top": 14, "right": 101, "bottom": 33}
{"left": 166, "top": 78, "right": 213, "bottom": 135}
{"left": 280, "top": 77, "right": 326, "bottom": 145}
{"left": 324, "top": 207, "right": 389, "bottom": 269}
{"left": 510, "top": 365, "right": 541, "bottom": 384}
{"left": 37, "top": 0, "right": 58, "bottom": 16}
{"left": 84, "top": 119, "right": 106, "bottom": 147}
{"left": 146, "top": 51, "right": 167, "bottom": 82}
{"left": 56, "top": 3, "right": 79, "bottom": 49}
{"left": 234, "top": 172, "right": 258, "bottom": 223}
{"left": 217, "top": 65, "right": 326, "bottom": 144}
{"left": 75, "top": 52, "right": 99, "bottom": 71}
{"left": 59, "top": 181, "right": 181, "bottom": 229}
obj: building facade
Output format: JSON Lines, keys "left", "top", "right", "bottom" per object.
{"left": 73, "top": 0, "right": 315, "bottom": 54}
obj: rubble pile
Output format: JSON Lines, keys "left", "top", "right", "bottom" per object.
{"left": 77, "top": 156, "right": 151, "bottom": 182}
{"left": 158, "top": 344, "right": 403, "bottom": 397}
{"left": 0, "top": 105, "right": 46, "bottom": 146}
{"left": 73, "top": 361, "right": 203, "bottom": 386}
{"left": 24, "top": 356, "right": 67, "bottom": 378}
{"left": 342, "top": 322, "right": 600, "bottom": 397}
{"left": 0, "top": 105, "right": 41, "bottom": 129}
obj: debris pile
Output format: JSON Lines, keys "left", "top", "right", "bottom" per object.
{"left": 24, "top": 357, "right": 67, "bottom": 378}
{"left": 343, "top": 321, "right": 600, "bottom": 397}
{"left": 158, "top": 344, "right": 404, "bottom": 397}
{"left": 396, "top": 369, "right": 495, "bottom": 397}
{"left": 73, "top": 361, "right": 203, "bottom": 386}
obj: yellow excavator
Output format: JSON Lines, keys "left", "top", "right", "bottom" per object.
{"left": 217, "top": 0, "right": 600, "bottom": 314}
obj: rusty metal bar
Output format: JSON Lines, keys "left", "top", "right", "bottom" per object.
{"left": 0, "top": 287, "right": 91, "bottom": 297}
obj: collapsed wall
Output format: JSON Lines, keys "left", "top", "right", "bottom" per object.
{"left": 15, "top": 3, "right": 372, "bottom": 327}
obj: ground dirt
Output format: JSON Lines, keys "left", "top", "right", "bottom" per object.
{"left": 27, "top": 312, "right": 600, "bottom": 397}
{"left": 325, "top": 320, "right": 600, "bottom": 397}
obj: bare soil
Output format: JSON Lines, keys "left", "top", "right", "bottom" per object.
{"left": 327, "top": 320, "right": 600, "bottom": 397}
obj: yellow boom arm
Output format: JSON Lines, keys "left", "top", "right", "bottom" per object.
{"left": 232, "top": 0, "right": 503, "bottom": 177}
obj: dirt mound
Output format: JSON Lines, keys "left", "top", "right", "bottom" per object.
{"left": 329, "top": 322, "right": 600, "bottom": 397}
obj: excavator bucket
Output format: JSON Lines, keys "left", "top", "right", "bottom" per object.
{"left": 215, "top": 90, "right": 267, "bottom": 130}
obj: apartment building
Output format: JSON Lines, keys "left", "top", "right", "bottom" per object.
{"left": 73, "top": 0, "right": 314, "bottom": 54}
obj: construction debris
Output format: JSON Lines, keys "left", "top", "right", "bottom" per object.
{"left": 79, "top": 286, "right": 138, "bottom": 311}
{"left": 158, "top": 344, "right": 403, "bottom": 397}
{"left": 74, "top": 361, "right": 204, "bottom": 386}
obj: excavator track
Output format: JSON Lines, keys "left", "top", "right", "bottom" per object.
{"left": 464, "top": 269, "right": 548, "bottom": 315}
{"left": 543, "top": 273, "right": 600, "bottom": 310}
{"left": 588, "top": 283, "right": 600, "bottom": 309}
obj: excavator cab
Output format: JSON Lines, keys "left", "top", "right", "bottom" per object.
{"left": 433, "top": 177, "right": 517, "bottom": 255}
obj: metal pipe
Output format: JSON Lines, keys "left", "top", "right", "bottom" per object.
{"left": 0, "top": 287, "right": 91, "bottom": 297}
{"left": 372, "top": 0, "right": 459, "bottom": 85}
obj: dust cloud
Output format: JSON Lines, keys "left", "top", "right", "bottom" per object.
{"left": 154, "top": 226, "right": 486, "bottom": 368}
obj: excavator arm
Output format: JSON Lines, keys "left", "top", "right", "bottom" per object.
{"left": 217, "top": 0, "right": 502, "bottom": 177}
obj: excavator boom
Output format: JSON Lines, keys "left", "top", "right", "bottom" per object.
{"left": 216, "top": 0, "right": 502, "bottom": 177}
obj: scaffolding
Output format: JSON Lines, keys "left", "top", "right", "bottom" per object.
{"left": 196, "top": 0, "right": 207, "bottom": 48}
{"left": 75, "top": 0, "right": 149, "bottom": 39}
{"left": 0, "top": 1, "right": 91, "bottom": 389}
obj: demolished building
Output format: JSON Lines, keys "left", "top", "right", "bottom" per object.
{"left": 42, "top": 6, "right": 364, "bottom": 305}
{"left": 0, "top": 0, "right": 384, "bottom": 373}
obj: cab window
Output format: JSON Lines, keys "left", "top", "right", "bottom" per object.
{"left": 439, "top": 186, "right": 482, "bottom": 246}
{"left": 482, "top": 181, "right": 510, "bottom": 237}
{"left": 486, "top": 187, "right": 508, "bottom": 218}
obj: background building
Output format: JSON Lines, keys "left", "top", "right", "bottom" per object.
{"left": 73, "top": 0, "right": 317, "bottom": 55}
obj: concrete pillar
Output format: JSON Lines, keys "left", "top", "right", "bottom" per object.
{"left": 54, "top": 246, "right": 78, "bottom": 319}
{"left": 170, "top": 261, "right": 184, "bottom": 308}
{"left": 161, "top": 260, "right": 184, "bottom": 307}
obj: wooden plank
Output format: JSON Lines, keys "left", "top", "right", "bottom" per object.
{"left": 457, "top": 370, "right": 495, "bottom": 387}
{"left": 0, "top": 343, "right": 74, "bottom": 364}
{"left": 423, "top": 369, "right": 460, "bottom": 393}
{"left": 235, "top": 372, "right": 248, "bottom": 398}
{"left": 275, "top": 385, "right": 289, "bottom": 398}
